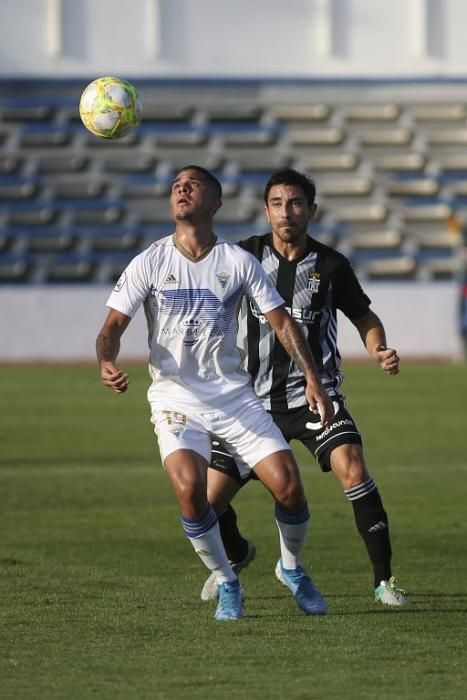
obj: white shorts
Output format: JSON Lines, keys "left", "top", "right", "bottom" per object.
{"left": 150, "top": 388, "right": 289, "bottom": 478}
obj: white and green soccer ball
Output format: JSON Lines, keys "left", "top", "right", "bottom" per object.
{"left": 79, "top": 76, "right": 142, "bottom": 139}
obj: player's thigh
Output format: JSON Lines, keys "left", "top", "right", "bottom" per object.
{"left": 210, "top": 438, "right": 255, "bottom": 487}
{"left": 207, "top": 467, "right": 242, "bottom": 512}
{"left": 150, "top": 408, "right": 211, "bottom": 465}
{"left": 217, "top": 392, "right": 289, "bottom": 480}
{"left": 291, "top": 398, "right": 363, "bottom": 473}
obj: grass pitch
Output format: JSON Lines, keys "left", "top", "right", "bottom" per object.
{"left": 1, "top": 362, "right": 466, "bottom": 699}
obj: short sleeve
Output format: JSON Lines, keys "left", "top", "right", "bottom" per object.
{"left": 106, "top": 250, "right": 152, "bottom": 317}
{"left": 241, "top": 251, "right": 284, "bottom": 313}
{"left": 332, "top": 258, "right": 371, "bottom": 320}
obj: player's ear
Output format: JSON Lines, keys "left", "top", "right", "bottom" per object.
{"left": 264, "top": 204, "right": 271, "bottom": 223}
{"left": 309, "top": 203, "right": 317, "bottom": 221}
{"left": 213, "top": 198, "right": 222, "bottom": 215}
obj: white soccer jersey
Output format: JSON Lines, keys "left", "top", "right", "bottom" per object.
{"left": 106, "top": 235, "right": 284, "bottom": 412}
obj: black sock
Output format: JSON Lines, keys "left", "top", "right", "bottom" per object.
{"left": 345, "top": 478, "right": 392, "bottom": 588}
{"left": 217, "top": 504, "right": 249, "bottom": 563}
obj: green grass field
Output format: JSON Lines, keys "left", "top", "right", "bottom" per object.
{"left": 1, "top": 363, "right": 466, "bottom": 699}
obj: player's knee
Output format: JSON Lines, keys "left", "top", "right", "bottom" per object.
{"left": 171, "top": 471, "right": 206, "bottom": 513}
{"left": 331, "top": 445, "right": 368, "bottom": 490}
{"left": 273, "top": 471, "right": 305, "bottom": 509}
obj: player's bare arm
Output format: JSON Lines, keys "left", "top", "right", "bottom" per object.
{"left": 264, "top": 305, "right": 334, "bottom": 424}
{"left": 96, "top": 309, "right": 132, "bottom": 393}
{"left": 352, "top": 309, "right": 400, "bottom": 375}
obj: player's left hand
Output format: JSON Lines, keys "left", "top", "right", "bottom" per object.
{"left": 375, "top": 345, "right": 400, "bottom": 375}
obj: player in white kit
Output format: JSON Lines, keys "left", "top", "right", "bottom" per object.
{"left": 96, "top": 166, "right": 333, "bottom": 620}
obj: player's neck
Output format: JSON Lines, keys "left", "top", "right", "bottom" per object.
{"left": 272, "top": 232, "right": 308, "bottom": 261}
{"left": 173, "top": 224, "right": 217, "bottom": 260}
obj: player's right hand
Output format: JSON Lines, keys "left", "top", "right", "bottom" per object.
{"left": 100, "top": 362, "right": 130, "bottom": 394}
{"left": 306, "top": 385, "right": 334, "bottom": 426}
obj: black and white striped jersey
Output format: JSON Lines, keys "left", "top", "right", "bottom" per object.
{"left": 238, "top": 233, "right": 371, "bottom": 412}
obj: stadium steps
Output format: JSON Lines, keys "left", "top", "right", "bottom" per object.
{"left": 1, "top": 83, "right": 465, "bottom": 283}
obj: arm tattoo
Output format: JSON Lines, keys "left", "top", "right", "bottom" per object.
{"left": 96, "top": 331, "right": 120, "bottom": 363}
{"left": 277, "top": 320, "right": 317, "bottom": 377}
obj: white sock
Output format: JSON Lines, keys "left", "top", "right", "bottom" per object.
{"left": 186, "top": 520, "right": 236, "bottom": 584}
{"left": 275, "top": 502, "right": 310, "bottom": 569}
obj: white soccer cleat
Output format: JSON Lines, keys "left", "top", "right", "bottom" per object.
{"left": 200, "top": 540, "right": 256, "bottom": 601}
{"left": 375, "top": 577, "right": 410, "bottom": 606}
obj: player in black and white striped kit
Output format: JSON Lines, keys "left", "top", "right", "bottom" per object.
{"left": 202, "top": 168, "right": 410, "bottom": 607}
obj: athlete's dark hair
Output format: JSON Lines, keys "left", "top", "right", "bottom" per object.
{"left": 178, "top": 164, "right": 222, "bottom": 199}
{"left": 264, "top": 168, "right": 316, "bottom": 206}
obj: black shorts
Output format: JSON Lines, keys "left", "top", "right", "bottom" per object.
{"left": 210, "top": 395, "right": 362, "bottom": 485}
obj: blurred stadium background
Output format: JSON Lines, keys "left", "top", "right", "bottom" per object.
{"left": 1, "top": 0, "right": 467, "bottom": 361}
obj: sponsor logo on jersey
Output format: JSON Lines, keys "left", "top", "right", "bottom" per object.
{"left": 164, "top": 274, "right": 178, "bottom": 285}
{"left": 113, "top": 271, "right": 127, "bottom": 292}
{"left": 307, "top": 272, "right": 320, "bottom": 294}
{"left": 307, "top": 417, "right": 356, "bottom": 440}
{"left": 161, "top": 318, "right": 224, "bottom": 346}
{"left": 182, "top": 319, "right": 203, "bottom": 346}
{"left": 249, "top": 301, "right": 320, "bottom": 325}
{"left": 216, "top": 272, "right": 230, "bottom": 289}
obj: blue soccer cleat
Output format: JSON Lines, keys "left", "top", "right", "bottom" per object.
{"left": 215, "top": 579, "right": 243, "bottom": 621}
{"left": 201, "top": 540, "right": 256, "bottom": 601}
{"left": 275, "top": 559, "right": 327, "bottom": 615}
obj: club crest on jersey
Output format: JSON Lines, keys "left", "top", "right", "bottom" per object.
{"left": 307, "top": 272, "right": 320, "bottom": 294}
{"left": 164, "top": 274, "right": 178, "bottom": 285}
{"left": 216, "top": 272, "right": 230, "bottom": 290}
{"left": 182, "top": 319, "right": 202, "bottom": 346}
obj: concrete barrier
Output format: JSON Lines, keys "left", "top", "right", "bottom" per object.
{"left": 0, "top": 283, "right": 463, "bottom": 362}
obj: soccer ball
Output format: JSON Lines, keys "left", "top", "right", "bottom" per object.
{"left": 79, "top": 76, "right": 142, "bottom": 139}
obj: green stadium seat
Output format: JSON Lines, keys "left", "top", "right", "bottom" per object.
{"left": 0, "top": 255, "right": 31, "bottom": 282}
{"left": 0, "top": 105, "right": 53, "bottom": 122}
{"left": 409, "top": 103, "right": 466, "bottom": 122}
{"left": 19, "top": 130, "right": 71, "bottom": 147}
{"left": 221, "top": 147, "right": 289, "bottom": 171}
{"left": 0, "top": 155, "right": 23, "bottom": 173}
{"left": 333, "top": 203, "right": 388, "bottom": 224}
{"left": 269, "top": 104, "right": 331, "bottom": 123}
{"left": 47, "top": 179, "right": 107, "bottom": 199}
{"left": 22, "top": 229, "right": 75, "bottom": 253}
{"left": 318, "top": 176, "right": 373, "bottom": 198}
{"left": 0, "top": 182, "right": 37, "bottom": 199}
{"left": 297, "top": 152, "right": 359, "bottom": 172}
{"left": 364, "top": 256, "right": 417, "bottom": 280}
{"left": 402, "top": 203, "right": 452, "bottom": 224}
{"left": 46, "top": 258, "right": 96, "bottom": 283}
{"left": 69, "top": 206, "right": 123, "bottom": 226}
{"left": 386, "top": 178, "right": 439, "bottom": 197}
{"left": 35, "top": 154, "right": 88, "bottom": 173}
{"left": 139, "top": 104, "right": 194, "bottom": 122}
{"left": 426, "top": 129, "right": 467, "bottom": 146}
{"left": 101, "top": 154, "right": 156, "bottom": 173}
{"left": 342, "top": 104, "right": 401, "bottom": 122}
{"left": 8, "top": 207, "right": 57, "bottom": 226}
{"left": 371, "top": 152, "right": 426, "bottom": 172}
{"left": 349, "top": 229, "right": 403, "bottom": 251}
{"left": 357, "top": 128, "right": 413, "bottom": 147}
{"left": 287, "top": 127, "right": 345, "bottom": 146}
